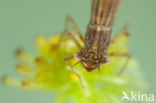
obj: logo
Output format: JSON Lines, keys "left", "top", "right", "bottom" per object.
{"left": 121, "top": 91, "right": 154, "bottom": 102}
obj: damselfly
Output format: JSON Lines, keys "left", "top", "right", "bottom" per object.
{"left": 61, "top": 0, "right": 131, "bottom": 77}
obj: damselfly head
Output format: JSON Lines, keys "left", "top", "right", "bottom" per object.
{"left": 74, "top": 48, "right": 109, "bottom": 72}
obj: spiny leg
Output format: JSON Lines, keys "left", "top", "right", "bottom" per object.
{"left": 65, "top": 31, "right": 82, "bottom": 48}
{"left": 57, "top": 31, "right": 82, "bottom": 49}
{"left": 65, "top": 54, "right": 84, "bottom": 88}
{"left": 56, "top": 15, "right": 83, "bottom": 48}
{"left": 65, "top": 14, "right": 84, "bottom": 41}
{"left": 110, "top": 24, "right": 129, "bottom": 44}
{"left": 109, "top": 52, "right": 131, "bottom": 76}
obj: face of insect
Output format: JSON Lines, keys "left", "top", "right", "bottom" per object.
{"left": 75, "top": 48, "right": 109, "bottom": 72}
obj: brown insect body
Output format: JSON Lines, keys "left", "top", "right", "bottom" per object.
{"left": 74, "top": 0, "right": 120, "bottom": 72}
{"left": 75, "top": 26, "right": 111, "bottom": 72}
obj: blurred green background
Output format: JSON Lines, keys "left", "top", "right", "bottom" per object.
{"left": 0, "top": 0, "right": 156, "bottom": 103}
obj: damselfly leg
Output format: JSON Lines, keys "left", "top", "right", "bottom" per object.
{"left": 109, "top": 52, "right": 131, "bottom": 76}
{"left": 65, "top": 54, "right": 84, "bottom": 88}
{"left": 111, "top": 24, "right": 129, "bottom": 44}
{"left": 109, "top": 24, "right": 131, "bottom": 76}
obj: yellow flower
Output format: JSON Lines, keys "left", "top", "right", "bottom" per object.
{"left": 2, "top": 33, "right": 147, "bottom": 103}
